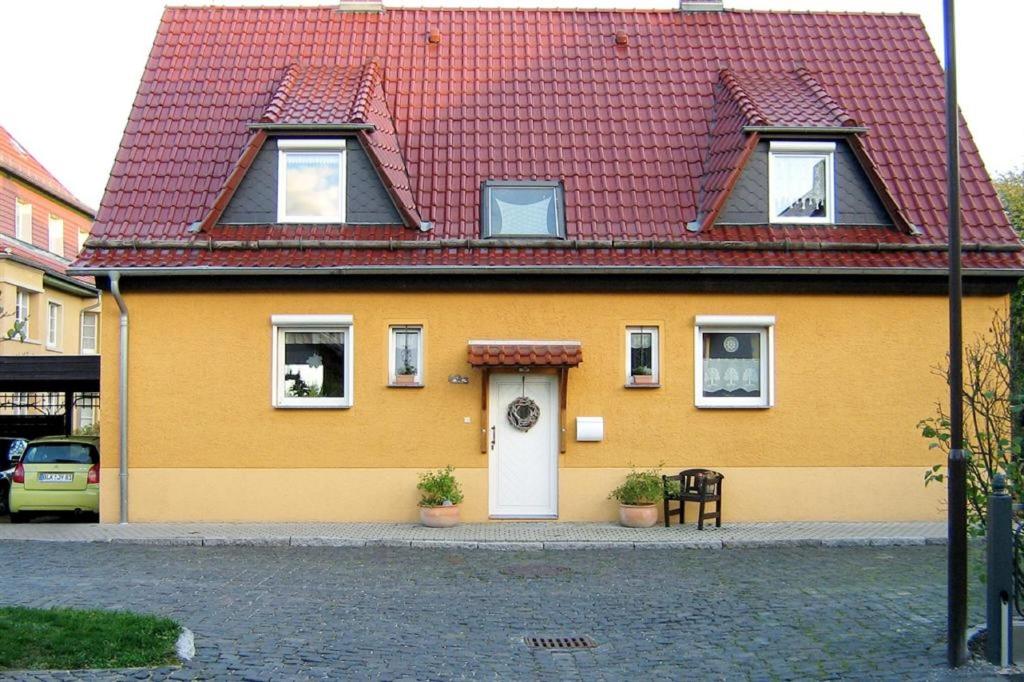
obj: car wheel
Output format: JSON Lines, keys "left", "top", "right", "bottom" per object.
{"left": 9, "top": 512, "right": 28, "bottom": 524}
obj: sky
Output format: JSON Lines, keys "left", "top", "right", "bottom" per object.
{"left": 0, "top": 0, "right": 1020, "bottom": 210}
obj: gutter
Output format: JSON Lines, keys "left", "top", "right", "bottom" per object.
{"left": 108, "top": 273, "right": 129, "bottom": 524}
{"left": 69, "top": 264, "right": 1024, "bottom": 279}
{"left": 83, "top": 237, "right": 1023, "bottom": 253}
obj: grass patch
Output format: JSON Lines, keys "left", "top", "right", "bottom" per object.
{"left": 0, "top": 606, "right": 180, "bottom": 670}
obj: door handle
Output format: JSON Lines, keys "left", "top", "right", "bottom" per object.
{"left": 490, "top": 426, "right": 496, "bottom": 451}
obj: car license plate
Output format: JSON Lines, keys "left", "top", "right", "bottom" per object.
{"left": 38, "top": 473, "right": 73, "bottom": 483}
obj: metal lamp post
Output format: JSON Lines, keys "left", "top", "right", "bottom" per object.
{"left": 944, "top": 0, "right": 968, "bottom": 668}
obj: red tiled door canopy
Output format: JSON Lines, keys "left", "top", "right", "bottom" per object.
{"left": 467, "top": 341, "right": 582, "bottom": 368}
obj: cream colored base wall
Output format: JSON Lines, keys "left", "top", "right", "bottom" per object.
{"left": 99, "top": 466, "right": 944, "bottom": 523}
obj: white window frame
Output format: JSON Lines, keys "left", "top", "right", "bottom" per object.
{"left": 271, "top": 314, "right": 354, "bottom": 409}
{"left": 80, "top": 312, "right": 98, "bottom": 354}
{"left": 46, "top": 301, "right": 62, "bottom": 349}
{"left": 14, "top": 289, "right": 31, "bottom": 339}
{"left": 768, "top": 140, "right": 836, "bottom": 225}
{"left": 624, "top": 326, "right": 660, "bottom": 386}
{"left": 15, "top": 199, "right": 32, "bottom": 242}
{"left": 388, "top": 325, "right": 424, "bottom": 386}
{"left": 78, "top": 228, "right": 89, "bottom": 254}
{"left": 48, "top": 214, "right": 64, "bottom": 256}
{"left": 694, "top": 315, "right": 775, "bottom": 409}
{"left": 276, "top": 139, "right": 346, "bottom": 224}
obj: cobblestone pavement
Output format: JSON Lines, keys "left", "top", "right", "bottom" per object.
{"left": 0, "top": 542, "right": 999, "bottom": 681}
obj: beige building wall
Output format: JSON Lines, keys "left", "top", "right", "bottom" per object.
{"left": 97, "top": 287, "right": 1007, "bottom": 524}
{"left": 0, "top": 258, "right": 100, "bottom": 357}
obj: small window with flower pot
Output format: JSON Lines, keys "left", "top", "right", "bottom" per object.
{"left": 625, "top": 326, "right": 660, "bottom": 387}
{"left": 271, "top": 314, "right": 353, "bottom": 408}
{"left": 389, "top": 325, "right": 423, "bottom": 386}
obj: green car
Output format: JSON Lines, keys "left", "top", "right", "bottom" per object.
{"left": 9, "top": 435, "right": 100, "bottom": 523}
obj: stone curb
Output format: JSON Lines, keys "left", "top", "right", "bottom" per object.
{"left": 0, "top": 535, "right": 947, "bottom": 549}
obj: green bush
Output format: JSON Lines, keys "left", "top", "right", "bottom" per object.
{"left": 920, "top": 311, "right": 1023, "bottom": 536}
{"left": 417, "top": 466, "right": 464, "bottom": 507}
{"left": 609, "top": 467, "right": 664, "bottom": 505}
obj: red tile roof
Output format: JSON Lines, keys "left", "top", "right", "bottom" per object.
{"left": 262, "top": 62, "right": 378, "bottom": 126}
{"left": 719, "top": 68, "right": 857, "bottom": 130}
{"left": 468, "top": 342, "right": 583, "bottom": 368}
{"left": 0, "top": 126, "right": 94, "bottom": 217}
{"left": 76, "top": 7, "right": 1022, "bottom": 274}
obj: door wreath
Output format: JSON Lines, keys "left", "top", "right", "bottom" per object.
{"left": 506, "top": 396, "right": 540, "bottom": 432}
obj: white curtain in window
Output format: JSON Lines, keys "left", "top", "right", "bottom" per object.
{"left": 703, "top": 359, "right": 760, "bottom": 394}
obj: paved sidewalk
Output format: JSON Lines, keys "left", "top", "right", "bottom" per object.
{"left": 0, "top": 520, "right": 946, "bottom": 549}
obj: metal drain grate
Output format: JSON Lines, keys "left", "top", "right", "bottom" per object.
{"left": 525, "top": 636, "right": 597, "bottom": 650}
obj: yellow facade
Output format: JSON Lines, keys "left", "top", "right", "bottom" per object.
{"left": 98, "top": 288, "right": 1006, "bottom": 523}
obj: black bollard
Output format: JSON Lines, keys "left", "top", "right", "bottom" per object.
{"left": 987, "top": 473, "right": 1014, "bottom": 666}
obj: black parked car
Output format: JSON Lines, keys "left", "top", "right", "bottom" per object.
{"left": 0, "top": 437, "right": 28, "bottom": 516}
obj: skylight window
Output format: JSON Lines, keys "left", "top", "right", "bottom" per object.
{"left": 481, "top": 180, "right": 565, "bottom": 238}
{"left": 768, "top": 141, "right": 835, "bottom": 224}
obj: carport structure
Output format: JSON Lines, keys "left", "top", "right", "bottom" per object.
{"left": 0, "top": 356, "right": 99, "bottom": 438}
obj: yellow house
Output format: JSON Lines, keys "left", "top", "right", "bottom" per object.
{"left": 72, "top": 4, "right": 1022, "bottom": 524}
{"left": 1, "top": 124, "right": 100, "bottom": 433}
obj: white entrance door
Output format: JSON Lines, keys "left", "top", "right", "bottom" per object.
{"left": 489, "top": 373, "right": 559, "bottom": 518}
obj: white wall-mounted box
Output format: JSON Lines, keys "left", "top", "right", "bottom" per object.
{"left": 576, "top": 417, "right": 604, "bottom": 442}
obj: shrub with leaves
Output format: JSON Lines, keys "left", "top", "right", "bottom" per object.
{"left": 609, "top": 466, "right": 664, "bottom": 505}
{"left": 919, "top": 311, "right": 1023, "bottom": 536}
{"left": 417, "top": 466, "right": 464, "bottom": 507}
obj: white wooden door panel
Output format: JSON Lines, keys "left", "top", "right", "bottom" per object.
{"left": 488, "top": 374, "right": 558, "bottom": 518}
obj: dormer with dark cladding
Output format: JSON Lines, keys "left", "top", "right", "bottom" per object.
{"left": 218, "top": 137, "right": 403, "bottom": 225}
{"left": 715, "top": 139, "right": 891, "bottom": 226}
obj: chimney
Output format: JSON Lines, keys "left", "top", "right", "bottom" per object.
{"left": 680, "top": 1, "right": 724, "bottom": 11}
{"left": 336, "top": 1, "right": 384, "bottom": 12}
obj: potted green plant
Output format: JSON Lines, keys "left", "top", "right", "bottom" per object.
{"left": 609, "top": 466, "right": 663, "bottom": 527}
{"left": 417, "top": 465, "right": 464, "bottom": 527}
{"left": 395, "top": 359, "right": 418, "bottom": 385}
{"left": 395, "top": 340, "right": 418, "bottom": 385}
{"left": 631, "top": 365, "right": 655, "bottom": 385}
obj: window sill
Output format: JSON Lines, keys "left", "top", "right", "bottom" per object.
{"left": 625, "top": 382, "right": 661, "bottom": 389}
{"left": 12, "top": 338, "right": 41, "bottom": 346}
{"left": 273, "top": 403, "right": 352, "bottom": 410}
{"left": 388, "top": 383, "right": 424, "bottom": 389}
{"left": 695, "top": 403, "right": 772, "bottom": 410}
{"left": 45, "top": 345, "right": 63, "bottom": 353}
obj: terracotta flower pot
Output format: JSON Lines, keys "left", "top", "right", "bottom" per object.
{"left": 631, "top": 374, "right": 655, "bottom": 385}
{"left": 618, "top": 503, "right": 658, "bottom": 528}
{"left": 395, "top": 374, "right": 417, "bottom": 385}
{"left": 419, "top": 504, "right": 460, "bottom": 528}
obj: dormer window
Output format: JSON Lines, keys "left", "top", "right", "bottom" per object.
{"left": 277, "top": 139, "right": 346, "bottom": 223}
{"left": 481, "top": 180, "right": 565, "bottom": 238}
{"left": 768, "top": 141, "right": 835, "bottom": 224}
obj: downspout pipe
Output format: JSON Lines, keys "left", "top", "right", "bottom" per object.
{"left": 109, "top": 272, "right": 129, "bottom": 524}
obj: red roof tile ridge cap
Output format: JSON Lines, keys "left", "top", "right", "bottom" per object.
{"left": 261, "top": 63, "right": 301, "bottom": 124}
{"left": 718, "top": 69, "right": 767, "bottom": 127}
{"left": 159, "top": 5, "right": 923, "bottom": 19}
{"left": 793, "top": 67, "right": 858, "bottom": 128}
{"left": 350, "top": 60, "right": 381, "bottom": 125}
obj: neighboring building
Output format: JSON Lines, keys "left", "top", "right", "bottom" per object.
{"left": 73, "top": 3, "right": 1023, "bottom": 524}
{"left": 0, "top": 125, "right": 100, "bottom": 432}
